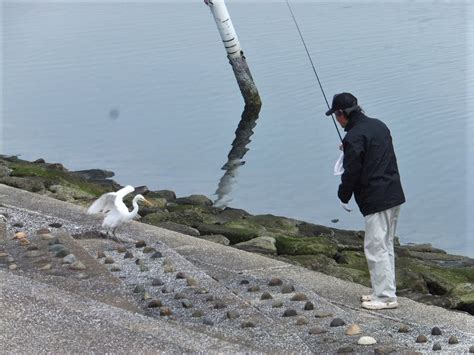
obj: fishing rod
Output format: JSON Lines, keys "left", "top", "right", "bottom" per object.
{"left": 286, "top": 0, "right": 343, "bottom": 143}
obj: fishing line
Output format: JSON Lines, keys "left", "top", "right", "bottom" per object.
{"left": 286, "top": 0, "right": 343, "bottom": 143}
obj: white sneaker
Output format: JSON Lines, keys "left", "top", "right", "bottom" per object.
{"left": 361, "top": 300, "right": 398, "bottom": 310}
{"left": 360, "top": 294, "right": 373, "bottom": 302}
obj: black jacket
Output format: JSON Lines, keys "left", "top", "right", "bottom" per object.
{"left": 338, "top": 111, "right": 405, "bottom": 216}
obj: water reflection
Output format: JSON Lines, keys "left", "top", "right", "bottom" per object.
{"left": 214, "top": 104, "right": 261, "bottom": 207}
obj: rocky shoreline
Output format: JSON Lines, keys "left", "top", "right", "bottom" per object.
{"left": 1, "top": 155, "right": 473, "bottom": 316}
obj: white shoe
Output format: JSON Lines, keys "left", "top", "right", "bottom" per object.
{"left": 361, "top": 300, "right": 398, "bottom": 310}
{"left": 360, "top": 294, "right": 373, "bottom": 302}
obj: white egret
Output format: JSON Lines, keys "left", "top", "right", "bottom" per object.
{"left": 87, "top": 185, "right": 151, "bottom": 239}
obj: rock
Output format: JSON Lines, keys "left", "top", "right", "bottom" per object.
{"left": 241, "top": 321, "right": 256, "bottom": 328}
{"left": 40, "top": 234, "right": 55, "bottom": 241}
{"left": 1, "top": 176, "right": 44, "bottom": 192}
{"left": 358, "top": 336, "right": 377, "bottom": 345}
{"left": 48, "top": 244, "right": 66, "bottom": 253}
{"left": 163, "top": 257, "right": 173, "bottom": 266}
{"left": 282, "top": 309, "right": 297, "bottom": 317}
{"left": 26, "top": 250, "right": 45, "bottom": 258}
{"left": 176, "top": 194, "right": 212, "bottom": 207}
{"left": 151, "top": 278, "right": 164, "bottom": 286}
{"left": 147, "top": 190, "right": 176, "bottom": 201}
{"left": 71, "top": 168, "right": 114, "bottom": 180}
{"left": 416, "top": 335, "right": 428, "bottom": 343}
{"left": 117, "top": 246, "right": 127, "bottom": 253}
{"left": 268, "top": 277, "right": 283, "bottom": 286}
{"left": 336, "top": 347, "right": 354, "bottom": 354}
{"left": 214, "top": 301, "right": 227, "bottom": 309}
{"left": 62, "top": 254, "right": 76, "bottom": 264}
{"left": 48, "top": 185, "right": 94, "bottom": 201}
{"left": 176, "top": 272, "right": 187, "bottom": 279}
{"left": 203, "top": 318, "right": 214, "bottom": 326}
{"left": 304, "top": 301, "right": 314, "bottom": 310}
{"left": 142, "top": 292, "right": 152, "bottom": 300}
{"left": 174, "top": 292, "right": 186, "bottom": 300}
{"left": 124, "top": 251, "right": 133, "bottom": 259}
{"left": 261, "top": 292, "right": 273, "bottom": 300}
{"left": 227, "top": 310, "right": 240, "bottom": 320}
{"left": 26, "top": 245, "right": 38, "bottom": 251}
{"left": 7, "top": 257, "right": 14, "bottom": 263}
{"left": 150, "top": 251, "right": 163, "bottom": 259}
{"left": 247, "top": 285, "right": 260, "bottom": 292}
{"left": 110, "top": 266, "right": 121, "bottom": 272}
{"left": 314, "top": 311, "right": 333, "bottom": 318}
{"left": 431, "top": 327, "right": 442, "bottom": 335}
{"left": 240, "top": 279, "right": 250, "bottom": 285}
{"left": 275, "top": 235, "right": 338, "bottom": 257}
{"left": 143, "top": 246, "right": 156, "bottom": 254}
{"left": 330, "top": 318, "right": 346, "bottom": 327}
{"left": 162, "top": 286, "right": 173, "bottom": 294}
{"left": 0, "top": 252, "right": 8, "bottom": 258}
{"left": 97, "top": 251, "right": 106, "bottom": 259}
{"left": 14, "top": 232, "right": 27, "bottom": 239}
{"left": 398, "top": 325, "right": 410, "bottom": 333}
{"left": 36, "top": 228, "right": 51, "bottom": 235}
{"left": 295, "top": 316, "right": 309, "bottom": 325}
{"left": 432, "top": 343, "right": 442, "bottom": 351}
{"left": 192, "top": 310, "right": 204, "bottom": 317}
{"left": 157, "top": 222, "right": 200, "bottom": 237}
{"left": 48, "top": 237, "right": 61, "bottom": 245}
{"left": 9, "top": 264, "right": 18, "bottom": 270}
{"left": 39, "top": 263, "right": 52, "bottom": 270}
{"left": 148, "top": 299, "right": 162, "bottom": 308}
{"left": 197, "top": 234, "right": 230, "bottom": 246}
{"left": 181, "top": 299, "right": 193, "bottom": 308}
{"left": 346, "top": 324, "right": 362, "bottom": 336}
{"left": 139, "top": 264, "right": 149, "bottom": 272}
{"left": 272, "top": 300, "right": 284, "bottom": 308}
{"left": 290, "top": 293, "right": 307, "bottom": 301}
{"left": 159, "top": 307, "right": 172, "bottom": 316}
{"left": 193, "top": 222, "right": 258, "bottom": 244}
{"left": 135, "top": 240, "right": 146, "bottom": 248}
{"left": 141, "top": 210, "right": 170, "bottom": 225}
{"left": 234, "top": 236, "right": 277, "bottom": 255}
{"left": 469, "top": 345, "right": 474, "bottom": 353}
{"left": 49, "top": 222, "right": 62, "bottom": 228}
{"left": 205, "top": 295, "right": 215, "bottom": 302}
{"left": 195, "top": 288, "right": 209, "bottom": 294}
{"left": 55, "top": 249, "right": 69, "bottom": 258}
{"left": 281, "top": 284, "right": 295, "bottom": 294}
{"left": 69, "top": 261, "right": 86, "bottom": 270}
{"left": 448, "top": 336, "right": 458, "bottom": 344}
{"left": 374, "top": 347, "right": 396, "bottom": 354}
{"left": 134, "top": 285, "right": 146, "bottom": 293}
{"left": 186, "top": 277, "right": 198, "bottom": 287}
{"left": 309, "top": 326, "right": 327, "bottom": 335}
{"left": 19, "top": 238, "right": 30, "bottom": 246}
{"left": 104, "top": 256, "right": 114, "bottom": 264}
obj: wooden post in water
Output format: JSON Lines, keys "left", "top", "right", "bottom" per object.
{"left": 204, "top": 0, "right": 261, "bottom": 108}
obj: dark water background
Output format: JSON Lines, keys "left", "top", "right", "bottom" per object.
{"left": 2, "top": 2, "right": 473, "bottom": 257}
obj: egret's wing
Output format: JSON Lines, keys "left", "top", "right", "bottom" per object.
{"left": 87, "top": 192, "right": 117, "bottom": 214}
{"left": 113, "top": 185, "right": 135, "bottom": 211}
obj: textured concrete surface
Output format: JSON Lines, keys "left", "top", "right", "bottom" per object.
{"left": 1, "top": 183, "right": 473, "bottom": 353}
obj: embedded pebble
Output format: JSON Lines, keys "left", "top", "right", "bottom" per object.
{"left": 195, "top": 288, "right": 209, "bottom": 294}
{"left": 241, "top": 321, "right": 255, "bottom": 328}
{"left": 432, "top": 343, "right": 442, "bottom": 351}
{"left": 151, "top": 251, "right": 163, "bottom": 259}
{"left": 181, "top": 299, "right": 193, "bottom": 308}
{"left": 48, "top": 237, "right": 61, "bottom": 245}
{"left": 97, "top": 251, "right": 106, "bottom": 259}
{"left": 39, "top": 263, "right": 52, "bottom": 270}
{"left": 290, "top": 293, "right": 307, "bottom": 301}
{"left": 175, "top": 272, "right": 186, "bottom": 279}
{"left": 240, "top": 279, "right": 249, "bottom": 285}
{"left": 142, "top": 292, "right": 152, "bottom": 300}
{"left": 431, "top": 327, "right": 442, "bottom": 336}
{"left": 469, "top": 345, "right": 474, "bottom": 353}
{"left": 110, "top": 266, "right": 121, "bottom": 272}
{"left": 13, "top": 222, "right": 24, "bottom": 228}
{"left": 26, "top": 245, "right": 38, "bottom": 251}
{"left": 14, "top": 232, "right": 27, "bottom": 239}
{"left": 336, "top": 346, "right": 353, "bottom": 353}
{"left": 134, "top": 285, "right": 145, "bottom": 293}
{"left": 139, "top": 264, "right": 149, "bottom": 272}
{"left": 9, "top": 264, "right": 18, "bottom": 270}
{"left": 295, "top": 316, "right": 309, "bottom": 325}
{"left": 49, "top": 245, "right": 65, "bottom": 253}
{"left": 0, "top": 252, "right": 9, "bottom": 258}
{"left": 186, "top": 277, "right": 198, "bottom": 287}
{"left": 346, "top": 324, "right": 362, "bottom": 336}
{"left": 247, "top": 285, "right": 260, "bottom": 292}
{"left": 416, "top": 335, "right": 428, "bottom": 343}
{"left": 159, "top": 307, "right": 172, "bottom": 316}
{"left": 214, "top": 300, "right": 227, "bottom": 309}
{"left": 448, "top": 335, "right": 458, "bottom": 344}
{"left": 192, "top": 310, "right": 204, "bottom": 318}
{"left": 162, "top": 286, "right": 173, "bottom": 293}
{"left": 261, "top": 292, "right": 273, "bottom": 300}
{"left": 26, "top": 250, "right": 45, "bottom": 258}
{"left": 135, "top": 240, "right": 146, "bottom": 248}
{"left": 117, "top": 246, "right": 127, "bottom": 253}
{"left": 7, "top": 257, "right": 15, "bottom": 263}
{"left": 330, "top": 318, "right": 346, "bottom": 327}
{"left": 162, "top": 257, "right": 173, "bottom": 266}
{"left": 373, "top": 347, "right": 396, "bottom": 354}
{"left": 309, "top": 326, "right": 327, "bottom": 335}
{"left": 143, "top": 246, "right": 156, "bottom": 253}
{"left": 281, "top": 284, "right": 295, "bottom": 294}
{"left": 36, "top": 228, "right": 51, "bottom": 235}
{"left": 55, "top": 249, "right": 69, "bottom": 258}
{"left": 62, "top": 254, "right": 76, "bottom": 264}
{"left": 40, "top": 234, "right": 55, "bottom": 241}
{"left": 69, "top": 261, "right": 86, "bottom": 270}
{"left": 104, "top": 256, "right": 114, "bottom": 264}
{"left": 358, "top": 336, "right": 377, "bottom": 345}
{"left": 49, "top": 222, "right": 62, "bottom": 228}
{"left": 151, "top": 278, "right": 164, "bottom": 286}
{"left": 174, "top": 292, "right": 186, "bottom": 300}
{"left": 282, "top": 309, "right": 297, "bottom": 317}
{"left": 124, "top": 251, "right": 133, "bottom": 259}
{"left": 205, "top": 295, "right": 215, "bottom": 302}
{"left": 135, "top": 259, "right": 142, "bottom": 265}
{"left": 227, "top": 310, "right": 240, "bottom": 320}
{"left": 398, "top": 325, "right": 410, "bottom": 333}
{"left": 304, "top": 301, "right": 314, "bottom": 310}
{"left": 19, "top": 238, "right": 30, "bottom": 246}
{"left": 203, "top": 318, "right": 214, "bottom": 326}
{"left": 163, "top": 265, "right": 175, "bottom": 273}
{"left": 268, "top": 277, "right": 283, "bottom": 286}
{"left": 272, "top": 300, "right": 284, "bottom": 308}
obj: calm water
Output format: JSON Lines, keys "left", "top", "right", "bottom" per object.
{"left": 2, "top": 2, "right": 473, "bottom": 257}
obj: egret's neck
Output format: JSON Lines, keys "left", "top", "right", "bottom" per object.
{"left": 131, "top": 196, "right": 140, "bottom": 218}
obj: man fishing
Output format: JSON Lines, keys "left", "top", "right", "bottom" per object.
{"left": 326, "top": 92, "right": 406, "bottom": 310}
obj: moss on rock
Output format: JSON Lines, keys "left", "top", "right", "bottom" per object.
{"left": 275, "top": 235, "right": 338, "bottom": 258}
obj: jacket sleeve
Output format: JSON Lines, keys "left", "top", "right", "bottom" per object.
{"left": 338, "top": 134, "right": 365, "bottom": 203}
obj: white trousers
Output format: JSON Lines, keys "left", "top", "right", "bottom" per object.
{"left": 364, "top": 205, "right": 401, "bottom": 302}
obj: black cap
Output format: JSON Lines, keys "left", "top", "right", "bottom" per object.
{"left": 325, "top": 93, "right": 358, "bottom": 116}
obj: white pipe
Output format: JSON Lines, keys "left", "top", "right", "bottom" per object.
{"left": 205, "top": 0, "right": 242, "bottom": 59}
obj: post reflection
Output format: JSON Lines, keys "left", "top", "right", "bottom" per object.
{"left": 214, "top": 104, "right": 261, "bottom": 207}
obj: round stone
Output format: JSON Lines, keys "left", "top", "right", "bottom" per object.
{"left": 241, "top": 321, "right": 255, "bottom": 328}
{"left": 203, "top": 318, "right": 214, "bottom": 326}
{"left": 227, "top": 310, "right": 240, "bottom": 320}
{"left": 142, "top": 292, "right": 152, "bottom": 300}
{"left": 135, "top": 259, "right": 142, "bottom": 265}
{"left": 174, "top": 292, "right": 186, "bottom": 300}
{"left": 290, "top": 293, "right": 307, "bottom": 301}
{"left": 181, "top": 299, "right": 193, "bottom": 308}
{"left": 398, "top": 325, "right": 410, "bottom": 333}
{"left": 195, "top": 288, "right": 209, "bottom": 294}
{"left": 159, "top": 307, "right": 172, "bottom": 316}
{"left": 151, "top": 251, "right": 163, "bottom": 259}
{"left": 139, "top": 264, "right": 149, "bottom": 272}
{"left": 41, "top": 234, "right": 55, "bottom": 241}
{"left": 186, "top": 277, "right": 198, "bottom": 287}
{"left": 295, "top": 316, "right": 309, "bottom": 325}
{"left": 303, "top": 301, "right": 314, "bottom": 310}
{"left": 97, "top": 251, "right": 106, "bottom": 259}
{"left": 9, "top": 264, "right": 18, "bottom": 270}
{"left": 214, "top": 301, "right": 226, "bottom": 309}
{"left": 69, "top": 261, "right": 86, "bottom": 270}
{"left": 27, "top": 245, "right": 39, "bottom": 251}
{"left": 448, "top": 336, "right": 458, "bottom": 344}
{"left": 36, "top": 228, "right": 51, "bottom": 235}
{"left": 431, "top": 327, "right": 442, "bottom": 336}
{"left": 272, "top": 300, "right": 284, "bottom": 308}
{"left": 117, "top": 246, "right": 127, "bottom": 253}
{"left": 62, "top": 254, "right": 76, "bottom": 264}
{"left": 49, "top": 222, "right": 62, "bottom": 228}
{"left": 268, "top": 277, "right": 283, "bottom": 286}
{"left": 110, "top": 266, "right": 121, "bottom": 272}
{"left": 205, "top": 295, "right": 215, "bottom": 302}
{"left": 247, "top": 285, "right": 260, "bottom": 292}
{"left": 14, "top": 232, "right": 27, "bottom": 239}
{"left": 281, "top": 284, "right": 295, "bottom": 294}
{"left": 240, "top": 279, "right": 250, "bottom": 285}
{"left": 55, "top": 249, "right": 69, "bottom": 258}
{"left": 162, "top": 286, "right": 173, "bottom": 293}
{"left": 192, "top": 310, "right": 204, "bottom": 318}
{"left": 358, "top": 336, "right": 377, "bottom": 345}
{"left": 175, "top": 272, "right": 186, "bottom": 279}
{"left": 135, "top": 240, "right": 146, "bottom": 248}
{"left": 346, "top": 324, "right": 362, "bottom": 336}
{"left": 330, "top": 318, "right": 346, "bottom": 327}
{"left": 314, "top": 311, "right": 333, "bottom": 318}
{"left": 164, "top": 265, "right": 175, "bottom": 273}
{"left": 282, "top": 309, "right": 297, "bottom": 317}
{"left": 48, "top": 237, "right": 61, "bottom": 245}
{"left": 124, "top": 251, "right": 133, "bottom": 259}
{"left": 309, "top": 326, "right": 327, "bottom": 335}
{"left": 416, "top": 335, "right": 428, "bottom": 343}
{"left": 260, "top": 292, "right": 273, "bottom": 300}
{"left": 469, "top": 345, "right": 474, "bottom": 353}
{"left": 39, "top": 263, "right": 52, "bottom": 270}
{"left": 336, "top": 346, "right": 353, "bottom": 353}
{"left": 133, "top": 285, "right": 146, "bottom": 293}
{"left": 104, "top": 256, "right": 114, "bottom": 264}
{"left": 143, "top": 247, "right": 156, "bottom": 254}
{"left": 432, "top": 343, "right": 442, "bottom": 351}
{"left": 151, "top": 278, "right": 164, "bottom": 286}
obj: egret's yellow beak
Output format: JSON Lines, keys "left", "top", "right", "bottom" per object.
{"left": 143, "top": 198, "right": 153, "bottom": 206}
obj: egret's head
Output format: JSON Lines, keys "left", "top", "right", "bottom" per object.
{"left": 136, "top": 194, "right": 152, "bottom": 206}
